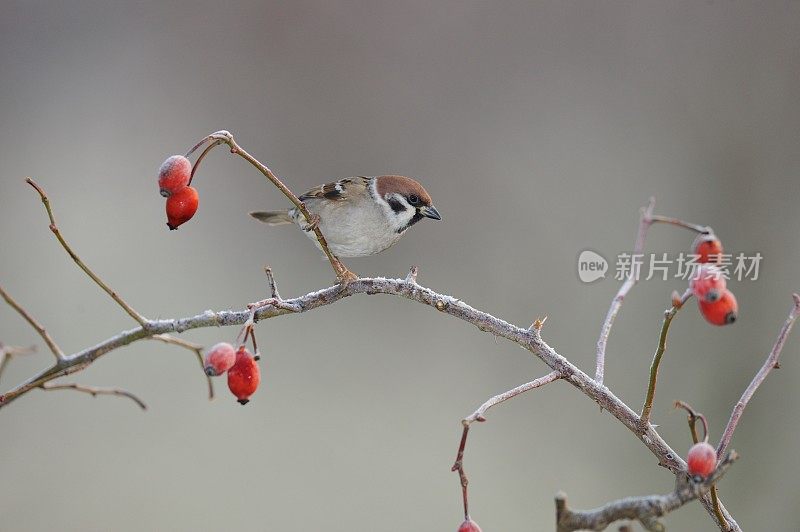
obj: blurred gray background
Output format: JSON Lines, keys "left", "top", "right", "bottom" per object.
{"left": 1, "top": 1, "right": 798, "bottom": 531}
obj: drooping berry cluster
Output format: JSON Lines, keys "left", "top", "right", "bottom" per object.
{"left": 203, "top": 342, "right": 261, "bottom": 405}
{"left": 157, "top": 155, "right": 199, "bottom": 230}
{"left": 688, "top": 233, "right": 738, "bottom": 326}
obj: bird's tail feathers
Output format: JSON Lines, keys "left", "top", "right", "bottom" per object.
{"left": 249, "top": 211, "right": 294, "bottom": 226}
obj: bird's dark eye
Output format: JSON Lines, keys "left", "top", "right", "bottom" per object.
{"left": 408, "top": 194, "right": 420, "bottom": 205}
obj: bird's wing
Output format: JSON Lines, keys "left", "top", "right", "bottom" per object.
{"left": 298, "top": 176, "right": 371, "bottom": 202}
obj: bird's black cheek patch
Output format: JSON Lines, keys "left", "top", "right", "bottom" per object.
{"left": 387, "top": 198, "right": 407, "bottom": 214}
{"left": 397, "top": 212, "right": 424, "bottom": 233}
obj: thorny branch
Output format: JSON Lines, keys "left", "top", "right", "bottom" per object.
{"left": 1, "top": 146, "right": 795, "bottom": 530}
{"left": 1, "top": 269, "right": 771, "bottom": 529}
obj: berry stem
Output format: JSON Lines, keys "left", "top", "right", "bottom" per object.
{"left": 673, "top": 400, "right": 709, "bottom": 444}
{"left": 249, "top": 325, "right": 259, "bottom": 357}
{"left": 185, "top": 135, "right": 215, "bottom": 158}
{"left": 187, "top": 139, "right": 223, "bottom": 186}
{"left": 235, "top": 309, "right": 258, "bottom": 350}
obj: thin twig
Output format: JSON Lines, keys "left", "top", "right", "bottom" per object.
{"left": 673, "top": 400, "right": 707, "bottom": 444}
{"left": 595, "top": 198, "right": 655, "bottom": 384}
{"left": 709, "top": 488, "right": 728, "bottom": 531}
{"left": 463, "top": 371, "right": 561, "bottom": 424}
{"left": 25, "top": 178, "right": 149, "bottom": 326}
{"left": 452, "top": 370, "right": 560, "bottom": 523}
{"left": 555, "top": 452, "right": 738, "bottom": 531}
{"left": 265, "top": 266, "right": 282, "bottom": 299}
{"left": 640, "top": 289, "right": 692, "bottom": 427}
{"left": 150, "top": 334, "right": 214, "bottom": 400}
{"left": 451, "top": 424, "right": 471, "bottom": 521}
{"left": 199, "top": 131, "right": 352, "bottom": 281}
{"left": 0, "top": 284, "right": 64, "bottom": 361}
{"left": 247, "top": 267, "right": 302, "bottom": 313}
{"left": 41, "top": 382, "right": 146, "bottom": 410}
{"left": 717, "top": 293, "right": 800, "bottom": 458}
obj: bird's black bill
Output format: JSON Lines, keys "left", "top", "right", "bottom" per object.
{"left": 420, "top": 205, "right": 441, "bottom": 220}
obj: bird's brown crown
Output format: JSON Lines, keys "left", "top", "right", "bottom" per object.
{"left": 375, "top": 175, "right": 433, "bottom": 205}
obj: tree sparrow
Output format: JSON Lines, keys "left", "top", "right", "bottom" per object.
{"left": 250, "top": 175, "right": 441, "bottom": 257}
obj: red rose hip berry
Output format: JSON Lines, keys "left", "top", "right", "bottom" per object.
{"left": 203, "top": 342, "right": 236, "bottom": 376}
{"left": 457, "top": 519, "right": 482, "bottom": 532}
{"left": 698, "top": 289, "right": 738, "bottom": 326}
{"left": 166, "top": 186, "right": 199, "bottom": 230}
{"left": 687, "top": 441, "right": 717, "bottom": 479}
{"left": 227, "top": 347, "right": 261, "bottom": 405}
{"left": 690, "top": 264, "right": 726, "bottom": 302}
{"left": 693, "top": 233, "right": 723, "bottom": 264}
{"left": 158, "top": 155, "right": 192, "bottom": 197}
